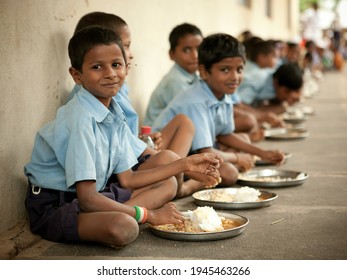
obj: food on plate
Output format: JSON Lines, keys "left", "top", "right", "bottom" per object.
{"left": 238, "top": 172, "right": 305, "bottom": 182}
{"left": 151, "top": 206, "right": 240, "bottom": 233}
{"left": 200, "top": 187, "right": 261, "bottom": 203}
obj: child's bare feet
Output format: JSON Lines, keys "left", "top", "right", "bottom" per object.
{"left": 175, "top": 176, "right": 221, "bottom": 198}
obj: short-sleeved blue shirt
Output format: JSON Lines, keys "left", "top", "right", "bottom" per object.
{"left": 67, "top": 84, "right": 146, "bottom": 158}
{"left": 152, "top": 80, "right": 234, "bottom": 152}
{"left": 237, "top": 60, "right": 274, "bottom": 106}
{"left": 143, "top": 63, "right": 199, "bottom": 126}
{"left": 24, "top": 88, "right": 138, "bottom": 192}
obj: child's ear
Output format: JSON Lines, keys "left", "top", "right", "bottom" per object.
{"left": 125, "top": 63, "right": 130, "bottom": 76}
{"left": 169, "top": 50, "right": 175, "bottom": 61}
{"left": 198, "top": 64, "right": 208, "bottom": 80}
{"left": 69, "top": 67, "right": 82, "bottom": 85}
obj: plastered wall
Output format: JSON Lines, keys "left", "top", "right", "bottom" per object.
{"left": 0, "top": 0, "right": 299, "bottom": 234}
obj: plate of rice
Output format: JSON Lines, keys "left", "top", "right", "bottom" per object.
{"left": 238, "top": 168, "right": 309, "bottom": 187}
{"left": 149, "top": 206, "right": 248, "bottom": 241}
{"left": 193, "top": 187, "right": 277, "bottom": 209}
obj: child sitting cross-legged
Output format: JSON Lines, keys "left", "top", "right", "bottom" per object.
{"left": 24, "top": 26, "right": 222, "bottom": 248}
{"left": 153, "top": 33, "right": 284, "bottom": 186}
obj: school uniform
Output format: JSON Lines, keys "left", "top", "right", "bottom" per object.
{"left": 237, "top": 60, "right": 274, "bottom": 106}
{"left": 143, "top": 63, "right": 199, "bottom": 126}
{"left": 24, "top": 87, "right": 140, "bottom": 242}
{"left": 68, "top": 84, "right": 146, "bottom": 158}
{"left": 152, "top": 79, "right": 234, "bottom": 152}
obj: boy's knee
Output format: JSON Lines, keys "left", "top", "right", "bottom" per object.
{"left": 157, "top": 149, "right": 181, "bottom": 162}
{"left": 220, "top": 163, "right": 239, "bottom": 186}
{"left": 108, "top": 213, "right": 139, "bottom": 246}
{"left": 174, "top": 114, "right": 195, "bottom": 133}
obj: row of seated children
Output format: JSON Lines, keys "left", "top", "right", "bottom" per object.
{"left": 24, "top": 13, "right": 303, "bottom": 249}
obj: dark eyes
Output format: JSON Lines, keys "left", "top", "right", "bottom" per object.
{"left": 91, "top": 62, "right": 123, "bottom": 70}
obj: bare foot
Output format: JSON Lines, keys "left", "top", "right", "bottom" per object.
{"left": 176, "top": 178, "right": 220, "bottom": 198}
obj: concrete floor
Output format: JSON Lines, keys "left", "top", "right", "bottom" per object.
{"left": 6, "top": 69, "right": 347, "bottom": 260}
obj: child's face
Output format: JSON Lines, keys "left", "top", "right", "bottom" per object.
{"left": 259, "top": 52, "right": 278, "bottom": 68}
{"left": 118, "top": 25, "right": 133, "bottom": 70}
{"left": 70, "top": 43, "right": 127, "bottom": 107}
{"left": 199, "top": 57, "right": 244, "bottom": 100}
{"left": 169, "top": 34, "right": 203, "bottom": 74}
{"left": 276, "top": 85, "right": 301, "bottom": 105}
{"left": 287, "top": 47, "right": 301, "bottom": 63}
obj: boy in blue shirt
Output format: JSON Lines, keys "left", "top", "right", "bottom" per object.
{"left": 144, "top": 23, "right": 203, "bottom": 126}
{"left": 251, "top": 62, "right": 303, "bottom": 114}
{"left": 67, "top": 12, "right": 220, "bottom": 196}
{"left": 24, "top": 26, "right": 222, "bottom": 247}
{"left": 153, "top": 33, "right": 284, "bottom": 186}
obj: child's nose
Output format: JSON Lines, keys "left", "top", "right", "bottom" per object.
{"left": 105, "top": 67, "right": 117, "bottom": 78}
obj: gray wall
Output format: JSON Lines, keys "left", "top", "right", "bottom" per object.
{"left": 0, "top": 0, "right": 299, "bottom": 234}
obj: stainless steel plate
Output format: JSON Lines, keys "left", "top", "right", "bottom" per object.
{"left": 149, "top": 211, "right": 248, "bottom": 241}
{"left": 255, "top": 152, "right": 292, "bottom": 166}
{"left": 237, "top": 168, "right": 309, "bottom": 187}
{"left": 265, "top": 128, "right": 309, "bottom": 140}
{"left": 282, "top": 113, "right": 307, "bottom": 124}
{"left": 192, "top": 188, "right": 277, "bottom": 210}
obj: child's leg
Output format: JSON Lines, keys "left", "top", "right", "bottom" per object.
{"left": 135, "top": 149, "right": 210, "bottom": 199}
{"left": 160, "top": 114, "right": 195, "bottom": 158}
{"left": 131, "top": 150, "right": 180, "bottom": 208}
{"left": 78, "top": 211, "right": 139, "bottom": 247}
{"left": 234, "top": 109, "right": 258, "bottom": 133}
{"left": 126, "top": 177, "right": 177, "bottom": 209}
{"left": 218, "top": 162, "right": 239, "bottom": 186}
{"left": 234, "top": 109, "right": 264, "bottom": 142}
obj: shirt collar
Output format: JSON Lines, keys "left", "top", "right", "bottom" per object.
{"left": 174, "top": 63, "right": 198, "bottom": 85}
{"left": 76, "top": 87, "right": 113, "bottom": 123}
{"left": 199, "top": 80, "right": 233, "bottom": 106}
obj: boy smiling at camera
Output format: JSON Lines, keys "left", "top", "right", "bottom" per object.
{"left": 153, "top": 33, "right": 284, "bottom": 186}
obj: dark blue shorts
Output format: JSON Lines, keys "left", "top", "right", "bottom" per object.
{"left": 25, "top": 181, "right": 132, "bottom": 243}
{"left": 25, "top": 155, "right": 151, "bottom": 243}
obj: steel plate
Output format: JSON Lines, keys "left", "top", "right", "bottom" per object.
{"left": 237, "top": 168, "right": 309, "bottom": 187}
{"left": 149, "top": 211, "right": 248, "bottom": 241}
{"left": 192, "top": 188, "right": 277, "bottom": 210}
{"left": 265, "top": 128, "right": 309, "bottom": 140}
{"left": 282, "top": 112, "right": 307, "bottom": 124}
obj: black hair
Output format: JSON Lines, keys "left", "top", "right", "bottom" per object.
{"left": 273, "top": 63, "right": 303, "bottom": 90}
{"left": 243, "top": 36, "right": 263, "bottom": 60}
{"left": 198, "top": 33, "right": 246, "bottom": 72}
{"left": 68, "top": 26, "right": 126, "bottom": 72}
{"left": 249, "top": 40, "right": 276, "bottom": 62}
{"left": 74, "top": 12, "right": 127, "bottom": 35}
{"left": 239, "top": 30, "right": 253, "bottom": 42}
{"left": 287, "top": 41, "right": 299, "bottom": 49}
{"left": 305, "top": 40, "right": 315, "bottom": 49}
{"left": 169, "top": 23, "right": 203, "bottom": 51}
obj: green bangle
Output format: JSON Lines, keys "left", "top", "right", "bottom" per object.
{"left": 134, "top": 206, "right": 141, "bottom": 222}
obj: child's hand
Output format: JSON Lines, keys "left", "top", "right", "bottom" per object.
{"left": 263, "top": 112, "right": 285, "bottom": 127}
{"left": 235, "top": 153, "right": 254, "bottom": 172}
{"left": 150, "top": 132, "right": 163, "bottom": 151}
{"left": 260, "top": 150, "right": 284, "bottom": 165}
{"left": 186, "top": 153, "right": 223, "bottom": 176}
{"left": 147, "top": 202, "right": 184, "bottom": 225}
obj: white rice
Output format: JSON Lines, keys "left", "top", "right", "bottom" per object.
{"left": 187, "top": 206, "right": 223, "bottom": 232}
{"left": 232, "top": 186, "right": 261, "bottom": 202}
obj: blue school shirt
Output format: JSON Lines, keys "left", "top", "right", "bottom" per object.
{"left": 143, "top": 63, "right": 199, "bottom": 126}
{"left": 24, "top": 88, "right": 138, "bottom": 192}
{"left": 237, "top": 60, "right": 273, "bottom": 106}
{"left": 152, "top": 80, "right": 234, "bottom": 152}
{"left": 67, "top": 84, "right": 146, "bottom": 158}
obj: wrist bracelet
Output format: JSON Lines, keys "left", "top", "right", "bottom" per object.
{"left": 134, "top": 206, "right": 148, "bottom": 224}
